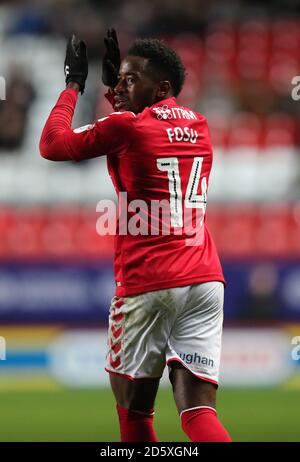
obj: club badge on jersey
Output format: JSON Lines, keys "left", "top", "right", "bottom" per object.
{"left": 152, "top": 105, "right": 172, "bottom": 120}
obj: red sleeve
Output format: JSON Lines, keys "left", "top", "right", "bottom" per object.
{"left": 39, "top": 88, "right": 135, "bottom": 162}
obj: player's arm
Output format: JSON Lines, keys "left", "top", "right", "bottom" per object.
{"left": 39, "top": 34, "right": 89, "bottom": 161}
{"left": 40, "top": 91, "right": 135, "bottom": 161}
{"left": 39, "top": 35, "right": 133, "bottom": 161}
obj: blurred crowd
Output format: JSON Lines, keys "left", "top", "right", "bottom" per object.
{"left": 0, "top": 69, "right": 35, "bottom": 149}
{"left": 2, "top": 0, "right": 300, "bottom": 41}
{"left": 0, "top": 0, "right": 300, "bottom": 152}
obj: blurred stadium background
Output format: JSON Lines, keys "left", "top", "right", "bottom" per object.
{"left": 0, "top": 0, "right": 300, "bottom": 442}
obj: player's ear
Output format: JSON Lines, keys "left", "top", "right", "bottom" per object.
{"left": 156, "top": 80, "right": 171, "bottom": 99}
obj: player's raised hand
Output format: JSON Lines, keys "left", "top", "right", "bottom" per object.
{"left": 64, "top": 34, "right": 88, "bottom": 94}
{"left": 102, "top": 28, "right": 121, "bottom": 88}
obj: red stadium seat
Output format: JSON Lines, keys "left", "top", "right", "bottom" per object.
{"left": 228, "top": 113, "right": 261, "bottom": 147}
{"left": 264, "top": 113, "right": 296, "bottom": 147}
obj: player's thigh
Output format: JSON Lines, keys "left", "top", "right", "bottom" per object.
{"left": 169, "top": 361, "right": 217, "bottom": 413}
{"left": 109, "top": 373, "right": 160, "bottom": 412}
{"left": 166, "top": 281, "right": 224, "bottom": 412}
{"left": 106, "top": 292, "right": 171, "bottom": 379}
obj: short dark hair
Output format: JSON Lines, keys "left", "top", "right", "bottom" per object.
{"left": 128, "top": 38, "right": 186, "bottom": 97}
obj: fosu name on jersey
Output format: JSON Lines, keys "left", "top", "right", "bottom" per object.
{"left": 166, "top": 126, "right": 199, "bottom": 144}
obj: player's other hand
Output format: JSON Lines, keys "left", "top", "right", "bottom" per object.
{"left": 64, "top": 34, "right": 88, "bottom": 94}
{"left": 102, "top": 28, "right": 121, "bottom": 88}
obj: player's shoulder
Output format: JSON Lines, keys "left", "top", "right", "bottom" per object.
{"left": 194, "top": 111, "right": 207, "bottom": 122}
{"left": 179, "top": 105, "right": 208, "bottom": 123}
{"left": 93, "top": 110, "right": 136, "bottom": 137}
{"left": 97, "top": 110, "right": 136, "bottom": 125}
{"left": 195, "top": 112, "right": 209, "bottom": 131}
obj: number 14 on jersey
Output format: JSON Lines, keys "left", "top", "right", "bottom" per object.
{"left": 157, "top": 156, "right": 207, "bottom": 230}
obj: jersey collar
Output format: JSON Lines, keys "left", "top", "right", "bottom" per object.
{"left": 150, "top": 97, "right": 177, "bottom": 109}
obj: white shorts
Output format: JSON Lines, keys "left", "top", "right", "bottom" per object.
{"left": 105, "top": 281, "right": 224, "bottom": 385}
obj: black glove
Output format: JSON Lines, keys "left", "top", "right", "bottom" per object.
{"left": 64, "top": 34, "right": 88, "bottom": 94}
{"left": 102, "top": 28, "right": 121, "bottom": 88}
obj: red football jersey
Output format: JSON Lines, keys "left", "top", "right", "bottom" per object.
{"left": 40, "top": 88, "right": 225, "bottom": 296}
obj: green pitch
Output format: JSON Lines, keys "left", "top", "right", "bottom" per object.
{"left": 0, "top": 387, "right": 299, "bottom": 442}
